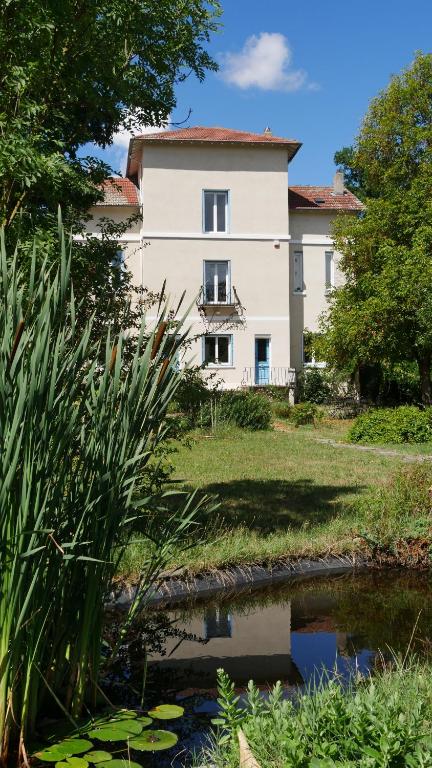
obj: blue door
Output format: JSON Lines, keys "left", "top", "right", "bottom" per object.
{"left": 255, "top": 338, "right": 270, "bottom": 385}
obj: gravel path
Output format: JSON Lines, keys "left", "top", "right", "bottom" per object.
{"left": 313, "top": 437, "right": 432, "bottom": 463}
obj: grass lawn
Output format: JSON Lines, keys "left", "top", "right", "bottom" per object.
{"left": 120, "top": 419, "right": 432, "bottom": 579}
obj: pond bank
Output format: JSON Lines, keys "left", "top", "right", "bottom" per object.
{"left": 113, "top": 554, "right": 368, "bottom": 607}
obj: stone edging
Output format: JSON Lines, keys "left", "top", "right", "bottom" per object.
{"left": 112, "top": 554, "right": 368, "bottom": 608}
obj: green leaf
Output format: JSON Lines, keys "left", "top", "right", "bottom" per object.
{"left": 60, "top": 740, "right": 94, "bottom": 755}
{"left": 136, "top": 718, "right": 152, "bottom": 728}
{"left": 37, "top": 750, "right": 70, "bottom": 763}
{"left": 85, "top": 752, "right": 112, "bottom": 764}
{"left": 147, "top": 705, "right": 184, "bottom": 720}
{"left": 107, "top": 720, "right": 143, "bottom": 735}
{"left": 87, "top": 729, "right": 131, "bottom": 743}
{"left": 98, "top": 761, "right": 142, "bottom": 768}
{"left": 128, "top": 731, "right": 178, "bottom": 752}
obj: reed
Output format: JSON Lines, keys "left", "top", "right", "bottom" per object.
{"left": 0, "top": 225, "right": 207, "bottom": 764}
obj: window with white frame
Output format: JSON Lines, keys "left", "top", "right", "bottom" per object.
{"left": 203, "top": 190, "right": 228, "bottom": 233}
{"left": 293, "top": 250, "right": 304, "bottom": 292}
{"left": 204, "top": 261, "right": 230, "bottom": 303}
{"left": 204, "top": 334, "right": 232, "bottom": 366}
{"left": 325, "top": 250, "right": 335, "bottom": 291}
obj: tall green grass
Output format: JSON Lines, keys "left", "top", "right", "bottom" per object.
{"left": 0, "top": 226, "right": 209, "bottom": 763}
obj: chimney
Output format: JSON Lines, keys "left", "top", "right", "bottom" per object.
{"left": 333, "top": 170, "right": 345, "bottom": 195}
{"left": 263, "top": 126, "right": 272, "bottom": 136}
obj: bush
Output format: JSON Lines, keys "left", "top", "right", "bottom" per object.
{"left": 220, "top": 391, "right": 272, "bottom": 430}
{"left": 209, "top": 665, "right": 432, "bottom": 768}
{"left": 348, "top": 406, "right": 432, "bottom": 444}
{"left": 297, "top": 367, "right": 332, "bottom": 404}
{"left": 289, "top": 401, "right": 323, "bottom": 427}
{"left": 200, "top": 390, "right": 272, "bottom": 431}
{"left": 272, "top": 402, "right": 292, "bottom": 420}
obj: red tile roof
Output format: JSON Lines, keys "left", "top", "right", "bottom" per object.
{"left": 289, "top": 185, "right": 363, "bottom": 211}
{"left": 138, "top": 125, "right": 300, "bottom": 147}
{"left": 96, "top": 178, "right": 139, "bottom": 206}
{"left": 127, "top": 126, "right": 301, "bottom": 176}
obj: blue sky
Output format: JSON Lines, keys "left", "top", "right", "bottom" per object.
{"left": 90, "top": 0, "right": 432, "bottom": 185}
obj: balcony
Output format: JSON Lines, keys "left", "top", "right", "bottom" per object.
{"left": 241, "top": 367, "right": 296, "bottom": 388}
{"left": 197, "top": 286, "right": 245, "bottom": 331}
{"left": 197, "top": 285, "right": 240, "bottom": 313}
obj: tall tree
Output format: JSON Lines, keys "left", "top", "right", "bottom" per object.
{"left": 0, "top": 0, "right": 221, "bottom": 232}
{"left": 322, "top": 52, "right": 432, "bottom": 403}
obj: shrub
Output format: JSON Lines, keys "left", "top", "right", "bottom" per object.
{"left": 219, "top": 391, "right": 272, "bottom": 430}
{"left": 208, "top": 665, "right": 432, "bottom": 768}
{"left": 297, "top": 367, "right": 332, "bottom": 404}
{"left": 348, "top": 406, "right": 432, "bottom": 444}
{"left": 289, "top": 401, "right": 323, "bottom": 427}
{"left": 272, "top": 402, "right": 292, "bottom": 420}
{"left": 199, "top": 391, "right": 272, "bottom": 431}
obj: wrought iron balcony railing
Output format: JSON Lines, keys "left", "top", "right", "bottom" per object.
{"left": 241, "top": 367, "right": 296, "bottom": 387}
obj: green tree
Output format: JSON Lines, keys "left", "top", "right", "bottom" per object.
{"left": 333, "top": 146, "right": 369, "bottom": 200}
{"left": 322, "top": 52, "right": 432, "bottom": 403}
{"left": 0, "top": 0, "right": 221, "bottom": 232}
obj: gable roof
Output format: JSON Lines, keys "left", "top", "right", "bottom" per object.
{"left": 289, "top": 186, "right": 363, "bottom": 211}
{"left": 127, "top": 126, "right": 301, "bottom": 177}
{"left": 96, "top": 178, "right": 139, "bottom": 206}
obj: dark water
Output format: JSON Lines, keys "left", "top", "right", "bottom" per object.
{"left": 110, "top": 570, "right": 432, "bottom": 764}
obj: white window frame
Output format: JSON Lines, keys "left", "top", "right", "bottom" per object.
{"left": 293, "top": 249, "right": 304, "bottom": 293}
{"left": 325, "top": 250, "right": 335, "bottom": 293}
{"left": 203, "top": 334, "right": 233, "bottom": 367}
{"left": 203, "top": 190, "right": 229, "bottom": 233}
{"left": 203, "top": 260, "right": 230, "bottom": 304}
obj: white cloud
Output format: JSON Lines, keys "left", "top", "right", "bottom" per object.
{"left": 219, "top": 33, "right": 317, "bottom": 92}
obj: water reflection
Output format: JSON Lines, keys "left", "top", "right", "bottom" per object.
{"left": 147, "top": 570, "right": 432, "bottom": 698}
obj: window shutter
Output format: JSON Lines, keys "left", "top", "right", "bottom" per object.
{"left": 293, "top": 251, "right": 303, "bottom": 292}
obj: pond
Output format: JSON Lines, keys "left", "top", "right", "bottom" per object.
{"left": 108, "top": 570, "right": 432, "bottom": 765}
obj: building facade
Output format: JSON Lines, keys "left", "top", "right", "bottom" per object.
{"left": 86, "top": 127, "right": 362, "bottom": 387}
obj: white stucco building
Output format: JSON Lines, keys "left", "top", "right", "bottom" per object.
{"left": 87, "top": 126, "right": 362, "bottom": 387}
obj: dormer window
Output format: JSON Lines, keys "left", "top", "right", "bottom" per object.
{"left": 203, "top": 190, "right": 229, "bottom": 233}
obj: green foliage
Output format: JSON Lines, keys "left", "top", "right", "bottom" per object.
{"left": 35, "top": 706, "right": 184, "bottom": 764}
{"left": 212, "top": 669, "right": 246, "bottom": 746}
{"left": 334, "top": 145, "right": 370, "bottom": 200}
{"left": 0, "top": 0, "right": 221, "bottom": 234}
{"left": 359, "top": 463, "right": 432, "bottom": 554}
{"left": 297, "top": 368, "right": 332, "bottom": 405}
{"left": 272, "top": 402, "right": 293, "bottom": 420}
{"left": 289, "top": 402, "right": 323, "bottom": 427}
{"left": 202, "top": 391, "right": 272, "bottom": 431}
{"left": 322, "top": 52, "right": 432, "bottom": 403}
{"left": 173, "top": 366, "right": 220, "bottom": 422}
{"left": 348, "top": 406, "right": 432, "bottom": 444}
{"left": 0, "top": 227, "right": 212, "bottom": 762}
{"left": 206, "top": 665, "right": 432, "bottom": 768}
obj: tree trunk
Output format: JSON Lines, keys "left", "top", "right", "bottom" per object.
{"left": 417, "top": 354, "right": 432, "bottom": 405}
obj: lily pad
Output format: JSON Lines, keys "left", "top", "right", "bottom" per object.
{"left": 58, "top": 758, "right": 89, "bottom": 768}
{"left": 60, "top": 740, "right": 93, "bottom": 755}
{"left": 36, "top": 749, "right": 70, "bottom": 763}
{"left": 85, "top": 752, "right": 112, "bottom": 764}
{"left": 36, "top": 741, "right": 93, "bottom": 762}
{"left": 136, "top": 717, "right": 152, "bottom": 728}
{"left": 147, "top": 705, "right": 184, "bottom": 721}
{"left": 112, "top": 710, "right": 138, "bottom": 719}
{"left": 87, "top": 728, "right": 132, "bottom": 743}
{"left": 128, "top": 730, "right": 178, "bottom": 752}
{"left": 107, "top": 720, "right": 143, "bottom": 735}
{"left": 99, "top": 761, "right": 142, "bottom": 768}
